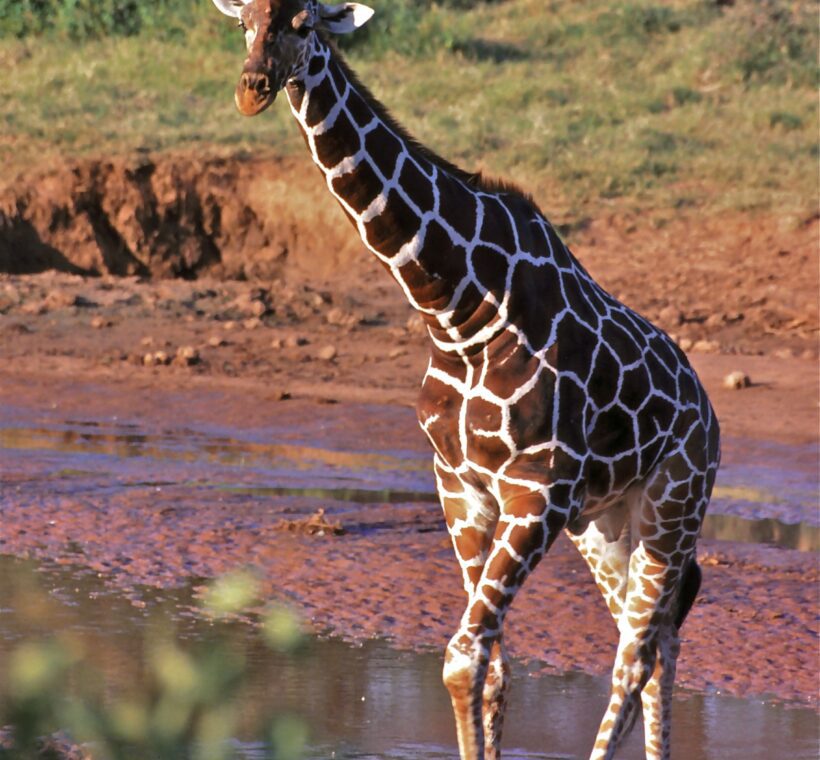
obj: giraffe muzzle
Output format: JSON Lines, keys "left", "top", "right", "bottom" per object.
{"left": 235, "top": 71, "right": 276, "bottom": 116}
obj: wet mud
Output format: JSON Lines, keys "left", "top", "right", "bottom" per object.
{"left": 0, "top": 372, "right": 817, "bottom": 710}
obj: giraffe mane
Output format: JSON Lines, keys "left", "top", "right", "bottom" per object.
{"left": 327, "top": 39, "right": 537, "bottom": 208}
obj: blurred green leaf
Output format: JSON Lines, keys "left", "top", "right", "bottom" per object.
{"left": 201, "top": 570, "right": 259, "bottom": 617}
{"left": 194, "top": 705, "right": 238, "bottom": 760}
{"left": 150, "top": 640, "right": 201, "bottom": 698}
{"left": 270, "top": 715, "right": 309, "bottom": 760}
{"left": 263, "top": 605, "right": 303, "bottom": 653}
{"left": 9, "top": 640, "right": 76, "bottom": 697}
{"left": 107, "top": 699, "right": 150, "bottom": 743}
{"left": 0, "top": 569, "right": 308, "bottom": 759}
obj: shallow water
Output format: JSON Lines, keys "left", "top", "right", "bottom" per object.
{"left": 0, "top": 555, "right": 816, "bottom": 760}
{"left": 0, "top": 406, "right": 817, "bottom": 551}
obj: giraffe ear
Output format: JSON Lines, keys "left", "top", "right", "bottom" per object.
{"left": 211, "top": 0, "right": 247, "bottom": 19}
{"left": 317, "top": 3, "right": 374, "bottom": 34}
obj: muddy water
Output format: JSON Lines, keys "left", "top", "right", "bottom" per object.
{"left": 0, "top": 402, "right": 818, "bottom": 757}
{"left": 0, "top": 407, "right": 817, "bottom": 551}
{"left": 0, "top": 555, "right": 816, "bottom": 760}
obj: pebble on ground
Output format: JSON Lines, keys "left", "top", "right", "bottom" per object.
{"left": 723, "top": 371, "right": 751, "bottom": 390}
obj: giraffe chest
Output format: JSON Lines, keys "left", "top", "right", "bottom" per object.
{"left": 416, "top": 350, "right": 558, "bottom": 476}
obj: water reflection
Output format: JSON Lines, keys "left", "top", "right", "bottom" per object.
{"left": 700, "top": 513, "right": 820, "bottom": 552}
{"left": 2, "top": 417, "right": 819, "bottom": 552}
{"left": 0, "top": 556, "right": 816, "bottom": 760}
{"left": 0, "top": 425, "right": 420, "bottom": 473}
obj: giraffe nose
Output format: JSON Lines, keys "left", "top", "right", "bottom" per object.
{"left": 235, "top": 70, "right": 275, "bottom": 116}
{"left": 240, "top": 72, "right": 271, "bottom": 96}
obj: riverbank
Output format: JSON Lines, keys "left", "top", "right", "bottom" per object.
{"left": 0, "top": 348, "right": 817, "bottom": 706}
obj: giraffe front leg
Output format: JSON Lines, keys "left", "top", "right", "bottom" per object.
{"left": 439, "top": 544, "right": 504, "bottom": 758}
{"left": 482, "top": 638, "right": 510, "bottom": 760}
{"left": 443, "top": 487, "right": 564, "bottom": 760}
{"left": 443, "top": 625, "right": 493, "bottom": 760}
{"left": 436, "top": 458, "right": 501, "bottom": 760}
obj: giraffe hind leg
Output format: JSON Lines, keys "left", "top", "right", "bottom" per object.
{"left": 634, "top": 558, "right": 701, "bottom": 760}
{"left": 570, "top": 505, "right": 689, "bottom": 760}
{"left": 591, "top": 437, "right": 714, "bottom": 760}
{"left": 590, "top": 540, "right": 682, "bottom": 760}
{"left": 641, "top": 426, "right": 716, "bottom": 760}
{"left": 565, "top": 508, "right": 630, "bottom": 623}
{"left": 640, "top": 621, "right": 679, "bottom": 760}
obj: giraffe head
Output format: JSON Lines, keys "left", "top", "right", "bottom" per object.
{"left": 212, "top": 0, "right": 374, "bottom": 116}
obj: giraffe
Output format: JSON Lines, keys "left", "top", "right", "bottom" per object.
{"left": 210, "top": 2, "right": 721, "bottom": 758}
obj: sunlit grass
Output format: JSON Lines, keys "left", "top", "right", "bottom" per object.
{"left": 1, "top": 0, "right": 816, "bottom": 217}
{"left": 0, "top": 29, "right": 299, "bottom": 168}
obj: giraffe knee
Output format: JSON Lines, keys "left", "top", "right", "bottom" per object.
{"left": 442, "top": 635, "right": 483, "bottom": 699}
{"left": 443, "top": 654, "right": 473, "bottom": 700}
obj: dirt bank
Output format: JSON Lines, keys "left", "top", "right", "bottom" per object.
{"left": 1, "top": 153, "right": 818, "bottom": 358}
{"left": 0, "top": 154, "right": 364, "bottom": 280}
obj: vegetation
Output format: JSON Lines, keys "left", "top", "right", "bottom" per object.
{"left": 0, "top": 0, "right": 816, "bottom": 216}
{"left": 0, "top": 0, "right": 197, "bottom": 39}
{"left": 0, "top": 570, "right": 307, "bottom": 760}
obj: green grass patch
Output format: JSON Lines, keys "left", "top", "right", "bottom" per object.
{"left": 1, "top": 0, "right": 816, "bottom": 217}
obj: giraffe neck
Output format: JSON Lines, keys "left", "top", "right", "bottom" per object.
{"left": 285, "top": 37, "right": 503, "bottom": 351}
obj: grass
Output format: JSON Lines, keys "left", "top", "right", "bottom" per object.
{"left": 1, "top": 0, "right": 817, "bottom": 218}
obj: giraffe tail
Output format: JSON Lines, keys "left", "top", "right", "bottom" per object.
{"left": 674, "top": 558, "right": 701, "bottom": 630}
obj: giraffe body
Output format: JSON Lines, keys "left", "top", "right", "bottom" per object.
{"left": 211, "top": 2, "right": 721, "bottom": 757}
